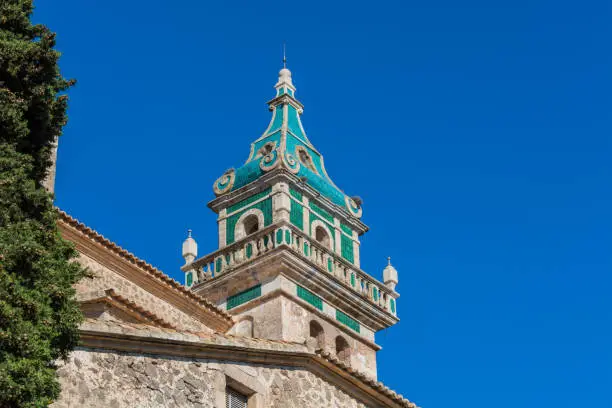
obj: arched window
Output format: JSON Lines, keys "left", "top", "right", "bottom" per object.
{"left": 315, "top": 226, "right": 331, "bottom": 248}
{"left": 335, "top": 336, "right": 351, "bottom": 365}
{"left": 234, "top": 209, "right": 265, "bottom": 241}
{"left": 243, "top": 214, "right": 259, "bottom": 235}
{"left": 309, "top": 320, "right": 325, "bottom": 350}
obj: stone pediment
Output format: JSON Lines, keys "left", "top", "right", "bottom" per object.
{"left": 78, "top": 288, "right": 177, "bottom": 329}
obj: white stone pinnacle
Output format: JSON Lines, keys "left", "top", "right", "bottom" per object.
{"left": 383, "top": 256, "right": 398, "bottom": 291}
{"left": 182, "top": 229, "right": 198, "bottom": 265}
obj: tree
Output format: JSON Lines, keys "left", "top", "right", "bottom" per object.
{"left": 0, "top": 1, "right": 86, "bottom": 406}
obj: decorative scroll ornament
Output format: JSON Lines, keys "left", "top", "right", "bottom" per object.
{"left": 295, "top": 145, "right": 318, "bottom": 174}
{"left": 213, "top": 168, "right": 236, "bottom": 196}
{"left": 259, "top": 148, "right": 280, "bottom": 172}
{"left": 255, "top": 141, "right": 277, "bottom": 160}
{"left": 283, "top": 151, "right": 300, "bottom": 174}
{"left": 345, "top": 196, "right": 363, "bottom": 218}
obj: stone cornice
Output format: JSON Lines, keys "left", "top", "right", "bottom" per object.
{"left": 266, "top": 93, "right": 304, "bottom": 112}
{"left": 192, "top": 248, "right": 399, "bottom": 332}
{"left": 78, "top": 322, "right": 418, "bottom": 408}
{"left": 57, "top": 209, "right": 234, "bottom": 332}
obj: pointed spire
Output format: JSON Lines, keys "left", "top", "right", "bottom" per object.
{"left": 212, "top": 55, "right": 359, "bottom": 217}
{"left": 274, "top": 44, "right": 296, "bottom": 96}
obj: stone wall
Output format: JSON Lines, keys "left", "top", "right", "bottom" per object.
{"left": 75, "top": 254, "right": 211, "bottom": 332}
{"left": 233, "top": 295, "right": 284, "bottom": 340}
{"left": 53, "top": 349, "right": 370, "bottom": 408}
{"left": 281, "top": 296, "right": 378, "bottom": 379}
{"left": 231, "top": 293, "right": 378, "bottom": 379}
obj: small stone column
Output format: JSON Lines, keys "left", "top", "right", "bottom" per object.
{"left": 272, "top": 182, "right": 291, "bottom": 222}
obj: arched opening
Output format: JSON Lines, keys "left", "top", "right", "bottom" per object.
{"left": 315, "top": 226, "right": 331, "bottom": 248}
{"left": 243, "top": 214, "right": 259, "bottom": 236}
{"left": 309, "top": 320, "right": 325, "bottom": 350}
{"left": 234, "top": 209, "right": 265, "bottom": 242}
{"left": 335, "top": 336, "right": 351, "bottom": 365}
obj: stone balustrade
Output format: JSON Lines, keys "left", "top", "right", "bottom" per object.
{"left": 185, "top": 223, "right": 398, "bottom": 316}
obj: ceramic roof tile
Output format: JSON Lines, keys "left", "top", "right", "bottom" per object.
{"left": 58, "top": 209, "right": 234, "bottom": 325}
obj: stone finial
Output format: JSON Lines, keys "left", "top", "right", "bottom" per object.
{"left": 182, "top": 229, "right": 198, "bottom": 265}
{"left": 383, "top": 257, "right": 398, "bottom": 291}
{"left": 276, "top": 67, "right": 294, "bottom": 88}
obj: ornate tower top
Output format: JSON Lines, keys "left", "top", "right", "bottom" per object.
{"left": 182, "top": 64, "right": 399, "bottom": 379}
{"left": 212, "top": 65, "right": 364, "bottom": 223}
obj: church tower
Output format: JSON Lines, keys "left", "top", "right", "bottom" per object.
{"left": 181, "top": 65, "right": 399, "bottom": 379}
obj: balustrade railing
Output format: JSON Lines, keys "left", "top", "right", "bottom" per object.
{"left": 185, "top": 223, "right": 397, "bottom": 315}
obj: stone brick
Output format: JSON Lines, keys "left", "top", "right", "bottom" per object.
{"left": 52, "top": 349, "right": 372, "bottom": 408}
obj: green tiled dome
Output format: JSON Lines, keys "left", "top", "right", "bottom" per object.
{"left": 213, "top": 66, "right": 362, "bottom": 219}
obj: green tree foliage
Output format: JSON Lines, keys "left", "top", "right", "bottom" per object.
{"left": 0, "top": 1, "right": 86, "bottom": 406}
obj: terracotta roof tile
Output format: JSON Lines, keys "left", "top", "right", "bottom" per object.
{"left": 58, "top": 209, "right": 233, "bottom": 324}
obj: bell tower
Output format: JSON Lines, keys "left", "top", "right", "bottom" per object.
{"left": 181, "top": 65, "right": 399, "bottom": 379}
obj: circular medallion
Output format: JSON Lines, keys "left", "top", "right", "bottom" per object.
{"left": 345, "top": 196, "right": 363, "bottom": 218}
{"left": 213, "top": 169, "right": 236, "bottom": 196}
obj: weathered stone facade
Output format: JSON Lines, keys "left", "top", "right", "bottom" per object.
{"left": 54, "top": 350, "right": 219, "bottom": 408}
{"left": 54, "top": 349, "right": 369, "bottom": 408}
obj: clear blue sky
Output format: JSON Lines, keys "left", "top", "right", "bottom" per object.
{"left": 36, "top": 1, "right": 610, "bottom": 407}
